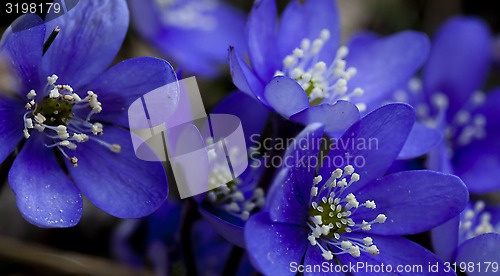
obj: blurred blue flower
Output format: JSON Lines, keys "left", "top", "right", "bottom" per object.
{"left": 230, "top": 0, "right": 429, "bottom": 133}
{"left": 195, "top": 92, "right": 269, "bottom": 247}
{"left": 432, "top": 200, "right": 500, "bottom": 275}
{"left": 382, "top": 17, "right": 499, "bottom": 193}
{"left": 244, "top": 104, "right": 468, "bottom": 274}
{"left": 0, "top": 0, "right": 177, "bottom": 227}
{"left": 129, "top": 0, "right": 247, "bottom": 77}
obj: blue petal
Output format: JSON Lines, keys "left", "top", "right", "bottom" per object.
{"left": 302, "top": 246, "right": 344, "bottom": 276}
{"left": 198, "top": 206, "right": 245, "bottom": 248}
{"left": 228, "top": 47, "right": 267, "bottom": 103}
{"left": 347, "top": 31, "right": 380, "bottom": 54}
{"left": 68, "top": 126, "right": 168, "bottom": 218}
{"left": 352, "top": 170, "right": 468, "bottom": 235}
{"left": 431, "top": 216, "right": 460, "bottom": 262}
{"left": 455, "top": 233, "right": 500, "bottom": 276}
{"left": 212, "top": 91, "right": 269, "bottom": 147}
{"left": 278, "top": 0, "right": 340, "bottom": 63}
{"left": 290, "top": 101, "right": 360, "bottom": 133}
{"left": 0, "top": 97, "right": 25, "bottom": 164}
{"left": 247, "top": 0, "right": 279, "bottom": 81}
{"left": 245, "top": 212, "right": 308, "bottom": 275}
{"left": 84, "top": 57, "right": 178, "bottom": 128}
{"left": 347, "top": 31, "right": 430, "bottom": 110}
{"left": 476, "top": 88, "right": 500, "bottom": 136}
{"left": 427, "top": 141, "right": 454, "bottom": 174}
{"left": 264, "top": 76, "right": 309, "bottom": 118}
{"left": 423, "top": 16, "right": 491, "bottom": 117}
{"left": 136, "top": 2, "right": 247, "bottom": 77}
{"left": 127, "top": 0, "right": 160, "bottom": 39}
{"left": 42, "top": 0, "right": 129, "bottom": 89}
{"left": 318, "top": 103, "right": 415, "bottom": 190}
{"left": 337, "top": 234, "right": 456, "bottom": 276}
{"left": 398, "top": 122, "right": 442, "bottom": 159}
{"left": 0, "top": 14, "right": 45, "bottom": 92}
{"left": 453, "top": 136, "right": 500, "bottom": 193}
{"left": 268, "top": 124, "right": 324, "bottom": 224}
{"left": 8, "top": 133, "right": 82, "bottom": 227}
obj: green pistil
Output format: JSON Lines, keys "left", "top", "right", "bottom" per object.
{"left": 309, "top": 202, "right": 348, "bottom": 238}
{"left": 35, "top": 97, "right": 74, "bottom": 126}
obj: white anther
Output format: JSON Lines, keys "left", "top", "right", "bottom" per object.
{"left": 349, "top": 245, "right": 361, "bottom": 257}
{"left": 367, "top": 245, "right": 379, "bottom": 255}
{"left": 336, "top": 46, "right": 349, "bottom": 59}
{"left": 34, "top": 113, "right": 46, "bottom": 124}
{"left": 23, "top": 129, "right": 30, "bottom": 139}
{"left": 312, "top": 215, "right": 323, "bottom": 225}
{"left": 293, "top": 48, "right": 304, "bottom": 58}
{"left": 322, "top": 250, "right": 334, "bottom": 260}
{"left": 365, "top": 200, "right": 376, "bottom": 209}
{"left": 344, "top": 165, "right": 354, "bottom": 175}
{"left": 356, "top": 103, "right": 367, "bottom": 113}
{"left": 49, "top": 88, "right": 60, "bottom": 98}
{"left": 375, "top": 214, "right": 387, "bottom": 223}
{"left": 363, "top": 237, "right": 373, "bottom": 246}
{"left": 352, "top": 88, "right": 364, "bottom": 97}
{"left": 341, "top": 240, "right": 352, "bottom": 249}
{"left": 308, "top": 235, "right": 317, "bottom": 246}
{"left": 432, "top": 93, "right": 449, "bottom": 108}
{"left": 313, "top": 175, "right": 322, "bottom": 185}
{"left": 27, "top": 89, "right": 37, "bottom": 99}
{"left": 25, "top": 118, "right": 33, "bottom": 128}
{"left": 47, "top": 74, "right": 58, "bottom": 85}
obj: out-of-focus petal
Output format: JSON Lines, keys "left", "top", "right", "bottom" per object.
{"left": 347, "top": 31, "right": 430, "bottom": 111}
{"left": 0, "top": 14, "right": 45, "bottom": 92}
{"left": 455, "top": 233, "right": 500, "bottom": 276}
{"left": 423, "top": 16, "right": 491, "bottom": 118}
{"left": 277, "top": 0, "right": 340, "bottom": 63}
{"left": 398, "top": 122, "right": 442, "bottom": 159}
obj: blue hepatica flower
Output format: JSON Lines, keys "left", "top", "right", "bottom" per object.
{"left": 0, "top": 0, "right": 177, "bottom": 227}
{"left": 230, "top": 0, "right": 429, "bottom": 133}
{"left": 432, "top": 200, "right": 500, "bottom": 276}
{"left": 128, "top": 0, "right": 246, "bottom": 77}
{"left": 384, "top": 16, "right": 500, "bottom": 193}
{"left": 245, "top": 104, "right": 468, "bottom": 275}
{"left": 196, "top": 92, "right": 269, "bottom": 247}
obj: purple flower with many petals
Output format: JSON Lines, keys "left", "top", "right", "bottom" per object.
{"left": 129, "top": 0, "right": 246, "bottom": 77}
{"left": 383, "top": 16, "right": 499, "bottom": 193}
{"left": 230, "top": 0, "right": 429, "bottom": 133}
{"left": 0, "top": 0, "right": 177, "bottom": 227}
{"left": 196, "top": 92, "right": 269, "bottom": 247}
{"left": 432, "top": 200, "right": 500, "bottom": 275}
{"left": 244, "top": 104, "right": 468, "bottom": 274}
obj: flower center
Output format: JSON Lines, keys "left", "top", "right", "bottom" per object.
{"left": 307, "top": 165, "right": 386, "bottom": 260}
{"left": 392, "top": 77, "right": 487, "bottom": 148}
{"left": 275, "top": 29, "right": 365, "bottom": 110}
{"left": 154, "top": 0, "right": 218, "bottom": 31}
{"left": 23, "top": 74, "right": 121, "bottom": 167}
{"left": 205, "top": 143, "right": 265, "bottom": 221}
{"left": 459, "top": 200, "right": 500, "bottom": 243}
